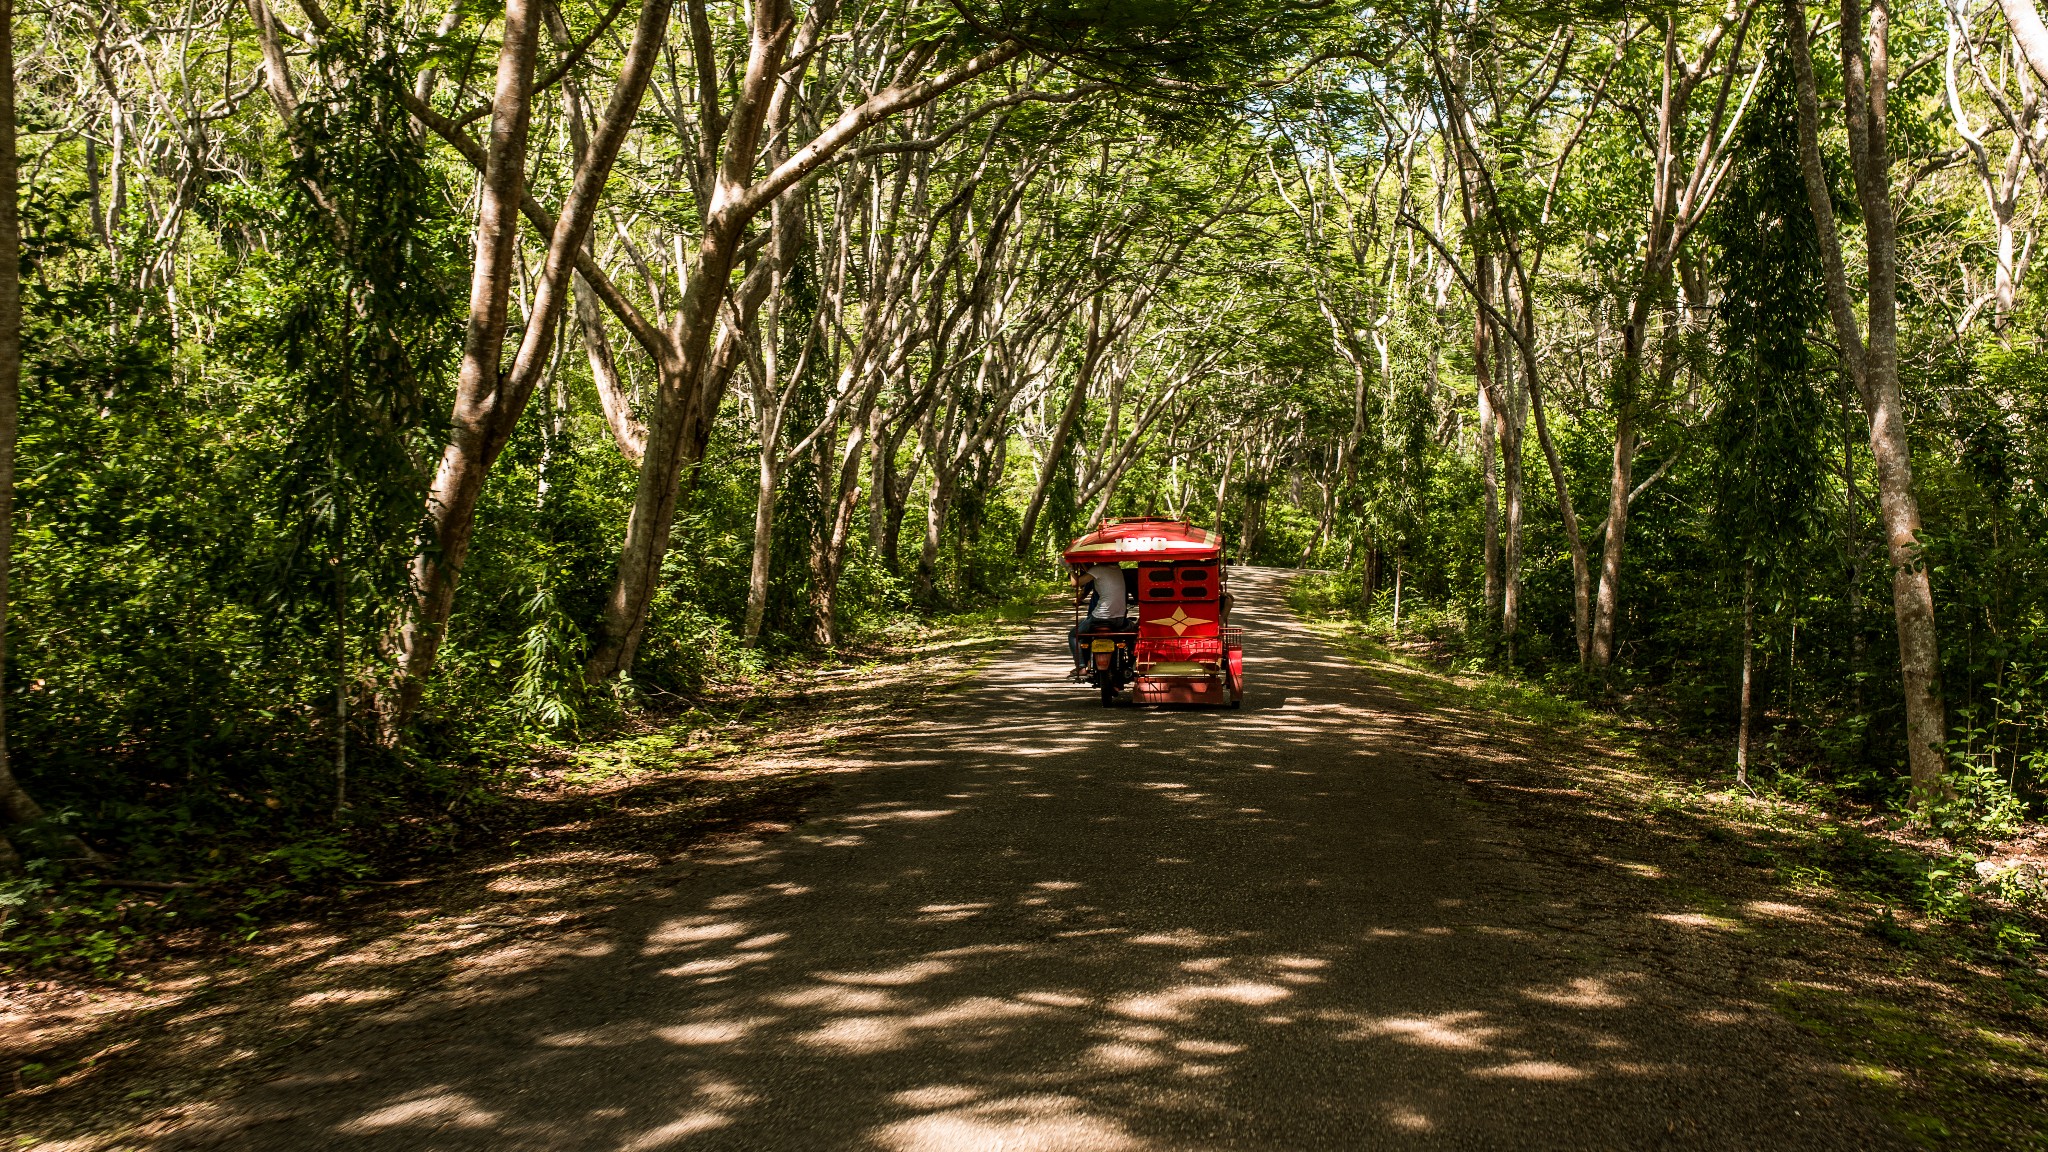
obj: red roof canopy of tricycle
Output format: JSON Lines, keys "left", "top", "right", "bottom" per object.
{"left": 1062, "top": 517, "right": 1223, "bottom": 564}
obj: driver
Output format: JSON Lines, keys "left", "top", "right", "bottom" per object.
{"left": 1068, "top": 561, "right": 1130, "bottom": 676}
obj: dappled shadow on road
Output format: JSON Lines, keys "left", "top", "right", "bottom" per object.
{"left": 145, "top": 570, "right": 1894, "bottom": 1151}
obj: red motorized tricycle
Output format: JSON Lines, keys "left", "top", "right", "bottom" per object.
{"left": 1064, "top": 517, "right": 1244, "bottom": 708}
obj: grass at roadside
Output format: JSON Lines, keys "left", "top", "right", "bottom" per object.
{"left": 0, "top": 589, "right": 1047, "bottom": 1147}
{"left": 1290, "top": 582, "right": 2048, "bottom": 1151}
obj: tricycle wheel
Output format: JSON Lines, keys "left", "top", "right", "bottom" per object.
{"left": 1099, "top": 684, "right": 1117, "bottom": 708}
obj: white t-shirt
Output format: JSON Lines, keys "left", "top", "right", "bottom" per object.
{"left": 1086, "top": 563, "right": 1127, "bottom": 619}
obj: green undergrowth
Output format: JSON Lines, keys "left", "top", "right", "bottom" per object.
{"left": 1290, "top": 578, "right": 2048, "bottom": 1150}
{"left": 1, "top": 585, "right": 1049, "bottom": 980}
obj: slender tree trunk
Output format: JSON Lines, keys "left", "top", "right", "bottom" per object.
{"left": 1238, "top": 485, "right": 1266, "bottom": 560}
{"left": 579, "top": 274, "right": 646, "bottom": 464}
{"left": 0, "top": 3, "right": 97, "bottom": 866}
{"left": 1478, "top": 384, "right": 1500, "bottom": 615}
{"left": 1591, "top": 394, "right": 1636, "bottom": 668}
{"left": 1842, "top": 385, "right": 1867, "bottom": 715}
{"left": 914, "top": 386, "right": 960, "bottom": 603}
{"left": 809, "top": 429, "right": 866, "bottom": 648}
{"left": 1500, "top": 336, "right": 1525, "bottom": 665}
{"left": 742, "top": 448, "right": 781, "bottom": 642}
{"left": 387, "top": 0, "right": 542, "bottom": 726}
{"left": 558, "top": 49, "right": 647, "bottom": 466}
{"left": 1592, "top": 23, "right": 1679, "bottom": 670}
{"left": 0, "top": 0, "right": 41, "bottom": 859}
{"left": 332, "top": 461, "right": 347, "bottom": 818}
{"left": 85, "top": 135, "right": 104, "bottom": 249}
{"left": 1993, "top": 210, "right": 2019, "bottom": 328}
{"left": 1591, "top": 276, "right": 1683, "bottom": 668}
{"left": 879, "top": 382, "right": 940, "bottom": 573}
{"left": 1737, "top": 562, "right": 1755, "bottom": 785}
{"left": 917, "top": 466, "right": 959, "bottom": 605}
{"left": 1302, "top": 482, "right": 1332, "bottom": 567}
{"left": 882, "top": 472, "right": 914, "bottom": 572}
{"left": 1513, "top": 296, "right": 1592, "bottom": 665}
{"left": 1392, "top": 562, "right": 1404, "bottom": 633}
{"left": 867, "top": 419, "right": 899, "bottom": 567}
{"left": 1212, "top": 439, "right": 1238, "bottom": 541}
{"left": 740, "top": 188, "right": 808, "bottom": 644}
{"left": 108, "top": 100, "right": 126, "bottom": 250}
{"left": 1476, "top": 280, "right": 1501, "bottom": 619}
{"left": 1787, "top": 0, "right": 1949, "bottom": 804}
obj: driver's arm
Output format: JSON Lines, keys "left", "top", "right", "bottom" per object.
{"left": 1070, "top": 566, "right": 1093, "bottom": 602}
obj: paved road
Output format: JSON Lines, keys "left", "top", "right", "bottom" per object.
{"left": 161, "top": 569, "right": 1896, "bottom": 1150}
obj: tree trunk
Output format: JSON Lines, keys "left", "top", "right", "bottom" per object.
{"left": 1478, "top": 332, "right": 1501, "bottom": 619}
{"left": 1591, "top": 394, "right": 1636, "bottom": 668}
{"left": 917, "top": 464, "right": 959, "bottom": 605}
{"left": 1737, "top": 562, "right": 1755, "bottom": 786}
{"left": 881, "top": 467, "right": 915, "bottom": 573}
{"left": 558, "top": 45, "right": 648, "bottom": 467}
{"left": 387, "top": 0, "right": 669, "bottom": 725}
{"left": 0, "top": 3, "right": 97, "bottom": 865}
{"left": 387, "top": 0, "right": 543, "bottom": 726}
{"left": 809, "top": 428, "right": 867, "bottom": 648}
{"left": 1592, "top": 24, "right": 1678, "bottom": 671}
{"left": 867, "top": 413, "right": 907, "bottom": 571}
{"left": 1499, "top": 337, "right": 1525, "bottom": 666}
{"left": 915, "top": 390, "right": 960, "bottom": 604}
{"left": 1302, "top": 481, "right": 1332, "bottom": 567}
{"left": 1787, "top": 0, "right": 1949, "bottom": 804}
{"left": 739, "top": 186, "right": 809, "bottom": 644}
{"left": 1997, "top": 0, "right": 2048, "bottom": 85}
{"left": 579, "top": 273, "right": 645, "bottom": 463}
{"left": 0, "top": 13, "right": 17, "bottom": 825}
{"left": 332, "top": 469, "right": 347, "bottom": 819}
{"left": 590, "top": 255, "right": 757, "bottom": 677}
{"left": 0, "top": 0, "right": 42, "bottom": 860}
{"left": 742, "top": 448, "right": 781, "bottom": 642}
{"left": 1238, "top": 486, "right": 1266, "bottom": 561}
{"left": 1993, "top": 206, "right": 2020, "bottom": 329}
{"left": 1842, "top": 385, "right": 1867, "bottom": 715}
{"left": 586, "top": 0, "right": 800, "bottom": 681}
{"left": 1513, "top": 290, "right": 1592, "bottom": 666}
{"left": 1473, "top": 250, "right": 1503, "bottom": 622}
{"left": 1211, "top": 439, "right": 1238, "bottom": 541}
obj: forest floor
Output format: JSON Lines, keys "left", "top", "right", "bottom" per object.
{"left": 6, "top": 569, "right": 2046, "bottom": 1150}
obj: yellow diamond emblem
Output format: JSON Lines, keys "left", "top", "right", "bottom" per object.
{"left": 1160, "top": 607, "right": 1211, "bottom": 635}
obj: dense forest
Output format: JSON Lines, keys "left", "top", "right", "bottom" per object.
{"left": 0, "top": 0, "right": 2045, "bottom": 910}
